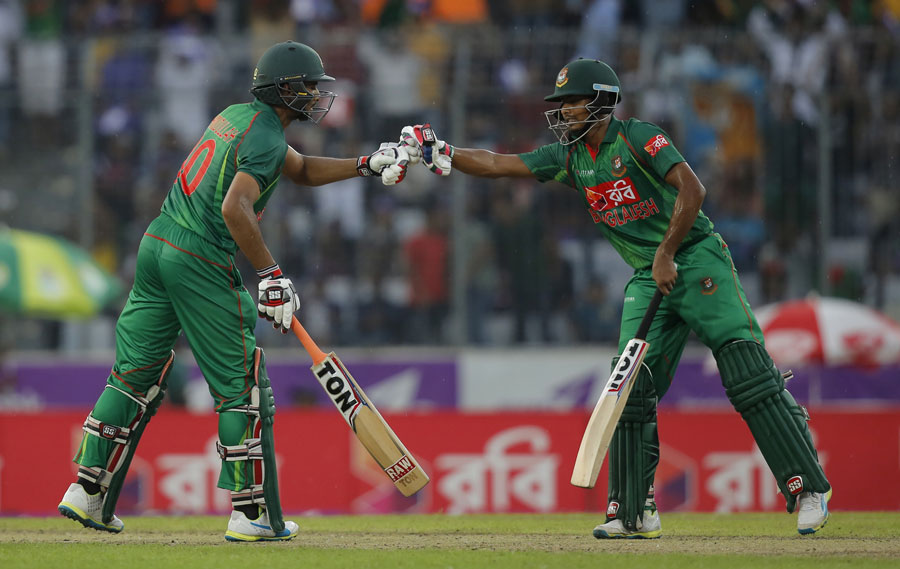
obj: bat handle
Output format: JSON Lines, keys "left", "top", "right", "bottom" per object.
{"left": 290, "top": 316, "right": 327, "bottom": 365}
{"left": 635, "top": 290, "right": 664, "bottom": 341}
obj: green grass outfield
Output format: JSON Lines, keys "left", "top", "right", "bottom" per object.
{"left": 1, "top": 512, "right": 898, "bottom": 568}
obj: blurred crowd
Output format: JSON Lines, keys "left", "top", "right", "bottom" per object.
{"left": 0, "top": 0, "right": 898, "bottom": 350}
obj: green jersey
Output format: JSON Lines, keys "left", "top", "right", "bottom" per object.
{"left": 160, "top": 99, "right": 287, "bottom": 253}
{"left": 520, "top": 117, "right": 714, "bottom": 269}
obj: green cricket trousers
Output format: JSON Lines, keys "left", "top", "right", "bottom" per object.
{"left": 74, "top": 214, "right": 264, "bottom": 491}
{"left": 619, "top": 232, "right": 765, "bottom": 397}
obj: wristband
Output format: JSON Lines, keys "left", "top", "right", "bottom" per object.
{"left": 257, "top": 263, "right": 282, "bottom": 279}
{"left": 357, "top": 156, "right": 376, "bottom": 177}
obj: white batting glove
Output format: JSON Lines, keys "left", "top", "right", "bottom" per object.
{"left": 256, "top": 264, "right": 299, "bottom": 334}
{"left": 400, "top": 123, "right": 453, "bottom": 176}
{"left": 428, "top": 140, "right": 454, "bottom": 176}
{"left": 399, "top": 126, "right": 423, "bottom": 165}
{"left": 357, "top": 143, "right": 410, "bottom": 185}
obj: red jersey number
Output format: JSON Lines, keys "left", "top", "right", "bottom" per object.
{"left": 177, "top": 139, "right": 216, "bottom": 196}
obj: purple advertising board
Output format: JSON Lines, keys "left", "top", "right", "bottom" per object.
{"left": 4, "top": 354, "right": 897, "bottom": 410}
{"left": 7, "top": 356, "right": 457, "bottom": 409}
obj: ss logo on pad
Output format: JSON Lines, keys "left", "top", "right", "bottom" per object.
{"left": 101, "top": 424, "right": 120, "bottom": 439}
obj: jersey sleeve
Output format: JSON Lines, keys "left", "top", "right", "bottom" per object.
{"left": 518, "top": 143, "right": 573, "bottom": 187}
{"left": 625, "top": 120, "right": 685, "bottom": 181}
{"left": 235, "top": 116, "right": 287, "bottom": 193}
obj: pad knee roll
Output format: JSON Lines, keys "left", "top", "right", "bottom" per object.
{"left": 716, "top": 340, "right": 830, "bottom": 511}
{"left": 607, "top": 360, "right": 659, "bottom": 529}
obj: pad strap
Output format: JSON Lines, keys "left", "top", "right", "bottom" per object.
{"left": 216, "top": 439, "right": 263, "bottom": 462}
{"left": 108, "top": 383, "right": 159, "bottom": 409}
{"left": 222, "top": 403, "right": 260, "bottom": 416}
{"left": 83, "top": 416, "right": 132, "bottom": 445}
{"left": 80, "top": 381, "right": 162, "bottom": 447}
{"left": 78, "top": 465, "right": 113, "bottom": 487}
{"left": 231, "top": 485, "right": 266, "bottom": 507}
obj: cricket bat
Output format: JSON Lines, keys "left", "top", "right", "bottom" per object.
{"left": 571, "top": 290, "right": 664, "bottom": 488}
{"left": 290, "top": 316, "right": 430, "bottom": 497}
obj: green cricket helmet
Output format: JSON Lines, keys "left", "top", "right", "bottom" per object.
{"left": 251, "top": 41, "right": 336, "bottom": 123}
{"left": 544, "top": 58, "right": 621, "bottom": 145}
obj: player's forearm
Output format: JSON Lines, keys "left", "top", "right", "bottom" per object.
{"left": 289, "top": 156, "right": 359, "bottom": 186}
{"left": 223, "top": 197, "right": 276, "bottom": 271}
{"left": 657, "top": 183, "right": 705, "bottom": 257}
{"left": 452, "top": 148, "right": 532, "bottom": 178}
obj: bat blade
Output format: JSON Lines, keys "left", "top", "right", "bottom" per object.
{"left": 570, "top": 290, "right": 662, "bottom": 489}
{"left": 570, "top": 338, "right": 650, "bottom": 488}
{"left": 352, "top": 405, "right": 430, "bottom": 496}
{"left": 312, "top": 352, "right": 430, "bottom": 497}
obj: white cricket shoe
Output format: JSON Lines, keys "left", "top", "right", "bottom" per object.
{"left": 593, "top": 509, "right": 662, "bottom": 539}
{"left": 58, "top": 483, "right": 124, "bottom": 533}
{"left": 797, "top": 488, "right": 832, "bottom": 535}
{"left": 225, "top": 510, "right": 299, "bottom": 542}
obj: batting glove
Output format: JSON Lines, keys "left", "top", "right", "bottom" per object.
{"left": 357, "top": 143, "right": 410, "bottom": 185}
{"left": 400, "top": 123, "right": 453, "bottom": 176}
{"left": 399, "top": 126, "right": 424, "bottom": 165}
{"left": 257, "top": 264, "right": 299, "bottom": 334}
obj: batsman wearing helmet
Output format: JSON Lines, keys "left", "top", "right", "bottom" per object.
{"left": 57, "top": 41, "right": 411, "bottom": 541}
{"left": 400, "top": 58, "right": 831, "bottom": 538}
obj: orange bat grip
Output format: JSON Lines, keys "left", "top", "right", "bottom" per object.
{"left": 290, "top": 316, "right": 327, "bottom": 365}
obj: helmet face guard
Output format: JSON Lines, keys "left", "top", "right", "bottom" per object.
{"left": 275, "top": 79, "right": 336, "bottom": 123}
{"left": 544, "top": 83, "right": 619, "bottom": 145}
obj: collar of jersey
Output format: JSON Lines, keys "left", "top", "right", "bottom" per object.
{"left": 251, "top": 99, "right": 282, "bottom": 126}
{"left": 598, "top": 115, "right": 622, "bottom": 146}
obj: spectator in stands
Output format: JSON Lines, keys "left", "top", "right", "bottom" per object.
{"left": 17, "top": 0, "right": 65, "bottom": 147}
{"left": 404, "top": 200, "right": 450, "bottom": 344}
{"left": 356, "top": 29, "right": 426, "bottom": 141}
{"left": 575, "top": 0, "right": 623, "bottom": 64}
{"left": 571, "top": 277, "right": 619, "bottom": 343}
{"left": 290, "top": 0, "right": 342, "bottom": 33}
{"left": 461, "top": 193, "right": 497, "bottom": 343}
{"left": 491, "top": 183, "right": 549, "bottom": 343}
{"left": 250, "top": 0, "right": 295, "bottom": 63}
{"left": 161, "top": 0, "right": 216, "bottom": 31}
{"left": 0, "top": 0, "right": 22, "bottom": 157}
{"left": 748, "top": 0, "right": 831, "bottom": 125}
{"left": 156, "top": 26, "right": 214, "bottom": 148}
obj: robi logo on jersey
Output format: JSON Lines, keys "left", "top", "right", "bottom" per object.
{"left": 644, "top": 134, "right": 670, "bottom": 157}
{"left": 583, "top": 178, "right": 660, "bottom": 227}
{"left": 584, "top": 178, "right": 639, "bottom": 213}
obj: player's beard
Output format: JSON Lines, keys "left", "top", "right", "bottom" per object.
{"left": 568, "top": 112, "right": 610, "bottom": 138}
{"left": 567, "top": 123, "right": 589, "bottom": 137}
{"left": 546, "top": 107, "right": 609, "bottom": 145}
{"left": 565, "top": 120, "right": 598, "bottom": 143}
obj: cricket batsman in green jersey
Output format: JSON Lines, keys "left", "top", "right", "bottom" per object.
{"left": 58, "top": 41, "right": 411, "bottom": 541}
{"left": 400, "top": 58, "right": 831, "bottom": 538}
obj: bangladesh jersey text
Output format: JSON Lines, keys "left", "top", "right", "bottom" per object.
{"left": 519, "top": 117, "right": 713, "bottom": 269}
